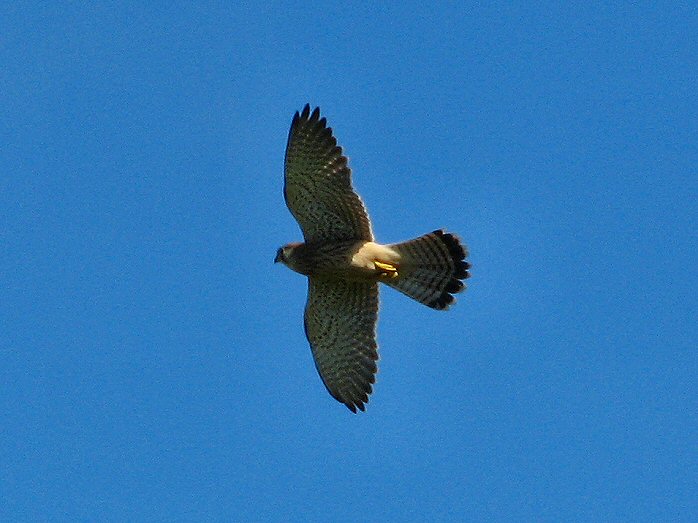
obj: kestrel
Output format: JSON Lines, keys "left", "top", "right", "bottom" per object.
{"left": 275, "top": 104, "right": 471, "bottom": 413}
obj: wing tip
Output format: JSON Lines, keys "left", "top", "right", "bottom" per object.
{"left": 297, "top": 103, "right": 319, "bottom": 121}
{"left": 344, "top": 399, "right": 367, "bottom": 414}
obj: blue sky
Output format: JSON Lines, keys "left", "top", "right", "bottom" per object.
{"left": 2, "top": 3, "right": 696, "bottom": 521}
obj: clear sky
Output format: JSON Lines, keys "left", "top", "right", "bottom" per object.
{"left": 2, "top": 3, "right": 696, "bottom": 521}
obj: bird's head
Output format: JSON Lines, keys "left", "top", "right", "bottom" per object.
{"left": 274, "top": 243, "right": 303, "bottom": 266}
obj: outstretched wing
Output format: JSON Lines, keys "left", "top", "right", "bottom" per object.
{"left": 284, "top": 104, "right": 373, "bottom": 243}
{"left": 304, "top": 277, "right": 379, "bottom": 413}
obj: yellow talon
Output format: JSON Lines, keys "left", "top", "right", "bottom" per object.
{"left": 374, "top": 261, "right": 399, "bottom": 278}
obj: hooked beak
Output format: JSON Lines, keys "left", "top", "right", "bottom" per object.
{"left": 274, "top": 249, "right": 282, "bottom": 263}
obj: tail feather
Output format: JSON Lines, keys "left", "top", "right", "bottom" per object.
{"left": 385, "top": 230, "right": 470, "bottom": 310}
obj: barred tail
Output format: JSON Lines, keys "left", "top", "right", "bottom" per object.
{"left": 385, "top": 229, "right": 471, "bottom": 310}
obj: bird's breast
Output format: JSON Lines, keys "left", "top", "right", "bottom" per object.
{"left": 290, "top": 240, "right": 400, "bottom": 281}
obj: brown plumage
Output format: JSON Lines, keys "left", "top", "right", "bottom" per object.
{"left": 275, "top": 104, "right": 471, "bottom": 413}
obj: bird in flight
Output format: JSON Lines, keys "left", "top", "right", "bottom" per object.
{"left": 275, "top": 104, "right": 471, "bottom": 413}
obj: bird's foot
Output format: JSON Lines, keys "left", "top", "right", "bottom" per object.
{"left": 374, "top": 261, "right": 399, "bottom": 278}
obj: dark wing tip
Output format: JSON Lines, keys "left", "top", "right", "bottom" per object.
{"left": 445, "top": 279, "right": 464, "bottom": 294}
{"left": 321, "top": 371, "right": 374, "bottom": 415}
{"left": 292, "top": 105, "right": 333, "bottom": 141}
{"left": 344, "top": 399, "right": 367, "bottom": 413}
{"left": 293, "top": 104, "right": 314, "bottom": 128}
{"left": 337, "top": 367, "right": 375, "bottom": 414}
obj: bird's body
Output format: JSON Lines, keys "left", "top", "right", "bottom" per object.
{"left": 276, "top": 105, "right": 471, "bottom": 412}
{"left": 276, "top": 240, "right": 399, "bottom": 281}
